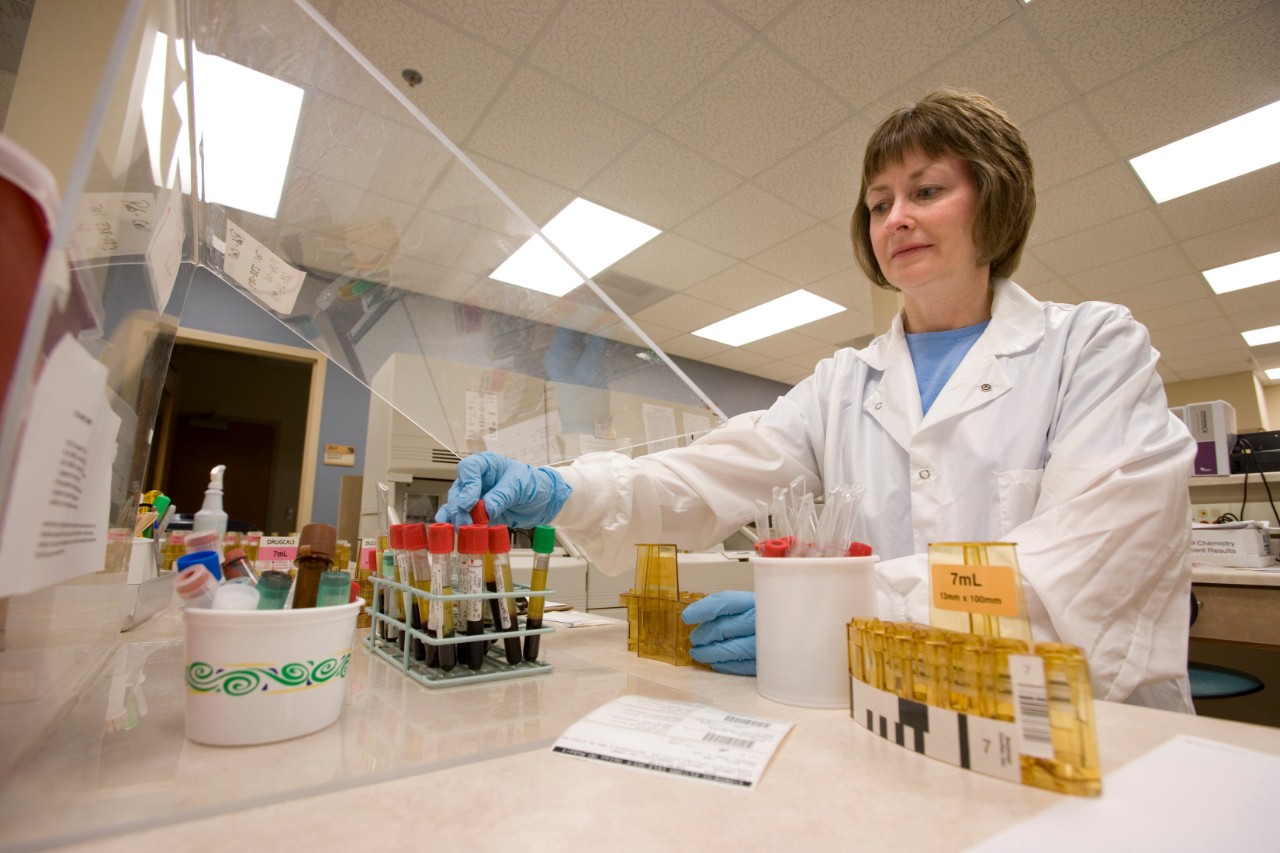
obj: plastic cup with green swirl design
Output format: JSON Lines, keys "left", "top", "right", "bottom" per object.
{"left": 183, "top": 596, "right": 363, "bottom": 745}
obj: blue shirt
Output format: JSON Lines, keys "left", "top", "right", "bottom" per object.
{"left": 905, "top": 321, "right": 990, "bottom": 414}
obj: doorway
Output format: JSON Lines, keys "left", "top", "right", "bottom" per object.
{"left": 148, "top": 333, "right": 323, "bottom": 534}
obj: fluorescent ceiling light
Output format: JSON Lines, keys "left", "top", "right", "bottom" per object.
{"left": 490, "top": 198, "right": 661, "bottom": 297}
{"left": 1203, "top": 250, "right": 1280, "bottom": 294}
{"left": 1130, "top": 99, "right": 1280, "bottom": 203}
{"left": 1267, "top": 367, "right": 1280, "bottom": 381}
{"left": 1242, "top": 325, "right": 1280, "bottom": 347}
{"left": 693, "top": 290, "right": 845, "bottom": 347}
{"left": 143, "top": 34, "right": 303, "bottom": 218}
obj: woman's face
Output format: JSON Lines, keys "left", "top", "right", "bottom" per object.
{"left": 865, "top": 149, "right": 987, "bottom": 299}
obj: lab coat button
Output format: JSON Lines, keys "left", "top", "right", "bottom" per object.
{"left": 874, "top": 402, "right": 883, "bottom": 410}
{"left": 918, "top": 469, "right": 931, "bottom": 480}
{"left": 980, "top": 383, "right": 992, "bottom": 392}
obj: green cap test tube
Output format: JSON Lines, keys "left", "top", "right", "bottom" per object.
{"left": 256, "top": 571, "right": 291, "bottom": 610}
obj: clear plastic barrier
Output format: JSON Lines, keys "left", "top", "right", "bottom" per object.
{"left": 189, "top": 0, "right": 723, "bottom": 463}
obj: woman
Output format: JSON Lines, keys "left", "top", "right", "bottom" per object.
{"left": 439, "top": 90, "right": 1196, "bottom": 712}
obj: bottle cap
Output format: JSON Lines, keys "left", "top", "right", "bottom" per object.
{"left": 175, "top": 550, "right": 222, "bottom": 581}
{"left": 223, "top": 548, "right": 248, "bottom": 565}
{"left": 183, "top": 529, "right": 220, "bottom": 553}
{"left": 488, "top": 526, "right": 511, "bottom": 554}
{"left": 402, "top": 522, "right": 428, "bottom": 551}
{"left": 846, "top": 541, "right": 873, "bottom": 557}
{"left": 428, "top": 523, "right": 454, "bottom": 554}
{"left": 761, "top": 539, "right": 790, "bottom": 558}
{"left": 532, "top": 525, "right": 556, "bottom": 554}
{"left": 366, "top": 548, "right": 379, "bottom": 570}
{"left": 317, "top": 570, "right": 353, "bottom": 607}
{"left": 297, "top": 523, "right": 337, "bottom": 560}
{"left": 457, "top": 525, "right": 487, "bottom": 554}
{"left": 469, "top": 500, "right": 489, "bottom": 525}
{"left": 174, "top": 563, "right": 215, "bottom": 596}
{"left": 389, "top": 524, "right": 405, "bottom": 550}
{"left": 257, "top": 571, "right": 292, "bottom": 591}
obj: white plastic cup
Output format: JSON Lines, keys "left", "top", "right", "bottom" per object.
{"left": 183, "top": 599, "right": 363, "bottom": 745}
{"left": 753, "top": 555, "right": 877, "bottom": 709}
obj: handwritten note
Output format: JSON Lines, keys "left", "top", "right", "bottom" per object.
{"left": 68, "top": 192, "right": 158, "bottom": 261}
{"left": 0, "top": 336, "right": 121, "bottom": 597}
{"left": 223, "top": 219, "right": 306, "bottom": 313}
{"left": 144, "top": 188, "right": 185, "bottom": 312}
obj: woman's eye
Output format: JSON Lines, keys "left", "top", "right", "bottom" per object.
{"left": 868, "top": 200, "right": 889, "bottom": 215}
{"left": 917, "top": 186, "right": 940, "bottom": 199}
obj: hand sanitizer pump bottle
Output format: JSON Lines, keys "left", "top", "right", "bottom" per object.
{"left": 192, "top": 464, "right": 229, "bottom": 559}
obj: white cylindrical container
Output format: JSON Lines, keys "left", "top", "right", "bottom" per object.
{"left": 183, "top": 599, "right": 363, "bottom": 745}
{"left": 753, "top": 555, "right": 877, "bottom": 709}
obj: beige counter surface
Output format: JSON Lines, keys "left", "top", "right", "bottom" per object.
{"left": 6, "top": 606, "right": 1280, "bottom": 852}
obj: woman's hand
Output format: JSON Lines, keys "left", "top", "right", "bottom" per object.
{"left": 682, "top": 590, "right": 756, "bottom": 675}
{"left": 435, "top": 451, "right": 572, "bottom": 528}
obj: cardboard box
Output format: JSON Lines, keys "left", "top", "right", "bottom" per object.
{"left": 1186, "top": 400, "right": 1237, "bottom": 476}
{"left": 1190, "top": 521, "right": 1276, "bottom": 568}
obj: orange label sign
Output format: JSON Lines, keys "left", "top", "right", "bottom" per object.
{"left": 930, "top": 563, "right": 1018, "bottom": 617}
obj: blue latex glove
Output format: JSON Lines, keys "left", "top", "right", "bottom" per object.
{"left": 435, "top": 451, "right": 572, "bottom": 529}
{"left": 682, "top": 590, "right": 756, "bottom": 676}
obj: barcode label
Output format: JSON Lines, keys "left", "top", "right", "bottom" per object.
{"left": 702, "top": 732, "right": 756, "bottom": 749}
{"left": 1008, "top": 655, "right": 1055, "bottom": 759}
{"left": 723, "top": 714, "right": 771, "bottom": 728}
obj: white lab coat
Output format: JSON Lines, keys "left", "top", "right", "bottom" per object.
{"left": 557, "top": 279, "right": 1196, "bottom": 712}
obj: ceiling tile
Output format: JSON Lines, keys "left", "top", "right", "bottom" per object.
{"left": 1023, "top": 280, "right": 1084, "bottom": 306}
{"left": 742, "top": 330, "right": 826, "bottom": 359}
{"left": 634, "top": 321, "right": 680, "bottom": 344}
{"left": 1082, "top": 3, "right": 1280, "bottom": 156}
{"left": 754, "top": 115, "right": 872, "bottom": 219}
{"left": 1162, "top": 351, "right": 1258, "bottom": 377}
{"left": 747, "top": 223, "right": 855, "bottom": 287}
{"left": 634, "top": 293, "right": 733, "bottom": 332}
{"left": 466, "top": 68, "right": 644, "bottom": 188}
{"left": 609, "top": 232, "right": 738, "bottom": 292}
{"left": 331, "top": 0, "right": 514, "bottom": 142}
{"left": 1213, "top": 283, "right": 1280, "bottom": 318}
{"left": 421, "top": 159, "right": 535, "bottom": 236}
{"left": 1033, "top": 210, "right": 1173, "bottom": 278}
{"left": 879, "top": 16, "right": 1072, "bottom": 126}
{"left": 656, "top": 40, "right": 848, "bottom": 177}
{"left": 400, "top": 0, "right": 560, "bottom": 55}
{"left": 1228, "top": 303, "right": 1280, "bottom": 334}
{"left": 702, "top": 348, "right": 774, "bottom": 372}
{"left": 787, "top": 343, "right": 841, "bottom": 369}
{"left": 675, "top": 183, "right": 817, "bottom": 259}
{"left": 1180, "top": 211, "right": 1280, "bottom": 271}
{"left": 1168, "top": 362, "right": 1258, "bottom": 382}
{"left": 1021, "top": 104, "right": 1114, "bottom": 191}
{"left": 1029, "top": 162, "right": 1148, "bottom": 245}
{"left": 748, "top": 361, "right": 809, "bottom": 384}
{"left": 1157, "top": 336, "right": 1252, "bottom": 365}
{"left": 464, "top": 153, "right": 576, "bottom": 225}
{"left": 1065, "top": 245, "right": 1194, "bottom": 299}
{"left": 767, "top": 0, "right": 1012, "bottom": 107}
{"left": 716, "top": 0, "right": 794, "bottom": 31}
{"left": 397, "top": 208, "right": 512, "bottom": 276}
{"left": 1025, "top": 0, "right": 1262, "bottom": 94}
{"left": 1104, "top": 274, "right": 1209, "bottom": 315}
{"left": 528, "top": 0, "right": 750, "bottom": 124}
{"left": 1156, "top": 163, "right": 1280, "bottom": 241}
{"left": 1149, "top": 316, "right": 1235, "bottom": 348}
{"left": 795, "top": 309, "right": 873, "bottom": 346}
{"left": 684, "top": 263, "right": 795, "bottom": 309}
{"left": 1137, "top": 297, "right": 1228, "bottom": 332}
{"left": 1011, "top": 249, "right": 1056, "bottom": 287}
{"left": 581, "top": 133, "right": 741, "bottom": 228}
{"left": 805, "top": 268, "right": 872, "bottom": 313}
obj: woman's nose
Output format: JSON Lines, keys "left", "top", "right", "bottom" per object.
{"left": 883, "top": 202, "right": 913, "bottom": 231}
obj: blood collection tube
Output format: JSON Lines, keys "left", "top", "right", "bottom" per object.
{"left": 457, "top": 525, "right": 488, "bottom": 670}
{"left": 524, "top": 525, "right": 555, "bottom": 661}
{"left": 487, "top": 526, "right": 522, "bottom": 665}
{"left": 293, "top": 523, "right": 337, "bottom": 609}
{"left": 221, "top": 548, "right": 258, "bottom": 584}
{"left": 256, "top": 570, "right": 291, "bottom": 610}
{"left": 391, "top": 524, "right": 425, "bottom": 660}
{"left": 175, "top": 563, "right": 218, "bottom": 609}
{"left": 427, "top": 523, "right": 457, "bottom": 671}
{"left": 403, "top": 523, "right": 436, "bottom": 666}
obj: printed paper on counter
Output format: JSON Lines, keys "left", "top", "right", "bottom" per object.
{"left": 553, "top": 695, "right": 793, "bottom": 788}
{"left": 0, "top": 335, "right": 120, "bottom": 597}
{"left": 223, "top": 219, "right": 305, "bottom": 313}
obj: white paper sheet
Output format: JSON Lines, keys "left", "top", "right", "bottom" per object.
{"left": 223, "top": 219, "right": 306, "bottom": 313}
{"left": 483, "top": 410, "right": 562, "bottom": 466}
{"left": 553, "top": 695, "right": 793, "bottom": 788}
{"left": 970, "top": 735, "right": 1280, "bottom": 852}
{"left": 541, "top": 610, "right": 618, "bottom": 628}
{"left": 642, "top": 403, "right": 679, "bottom": 452}
{"left": 0, "top": 336, "right": 120, "bottom": 597}
{"left": 681, "top": 411, "right": 713, "bottom": 446}
{"left": 68, "top": 192, "right": 158, "bottom": 261}
{"left": 144, "top": 188, "right": 185, "bottom": 311}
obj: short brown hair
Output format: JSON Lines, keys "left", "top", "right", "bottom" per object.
{"left": 851, "top": 90, "right": 1035, "bottom": 291}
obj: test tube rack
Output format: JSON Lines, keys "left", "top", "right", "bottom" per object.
{"left": 620, "top": 544, "right": 707, "bottom": 667}
{"left": 847, "top": 619, "right": 1101, "bottom": 797}
{"left": 366, "top": 574, "right": 555, "bottom": 687}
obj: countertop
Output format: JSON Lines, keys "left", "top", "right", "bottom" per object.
{"left": 4, "top": 604, "right": 1280, "bottom": 852}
